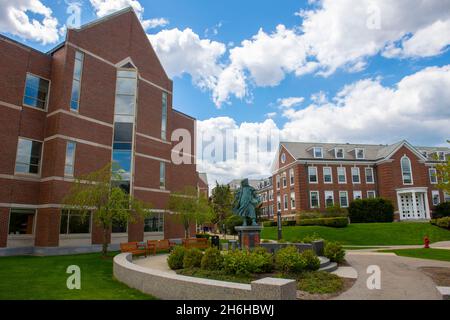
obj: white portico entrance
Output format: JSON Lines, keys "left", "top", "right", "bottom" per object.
{"left": 396, "top": 187, "right": 430, "bottom": 220}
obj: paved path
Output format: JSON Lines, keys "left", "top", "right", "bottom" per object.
{"left": 133, "top": 254, "right": 175, "bottom": 274}
{"left": 345, "top": 241, "right": 450, "bottom": 252}
{"left": 334, "top": 252, "right": 450, "bottom": 300}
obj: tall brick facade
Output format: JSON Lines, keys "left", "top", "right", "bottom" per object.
{"left": 0, "top": 8, "right": 198, "bottom": 251}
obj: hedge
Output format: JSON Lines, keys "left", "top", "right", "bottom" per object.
{"left": 431, "top": 217, "right": 450, "bottom": 229}
{"left": 263, "top": 221, "right": 277, "bottom": 227}
{"left": 348, "top": 198, "right": 394, "bottom": 223}
{"left": 297, "top": 217, "right": 348, "bottom": 228}
{"left": 433, "top": 202, "right": 450, "bottom": 218}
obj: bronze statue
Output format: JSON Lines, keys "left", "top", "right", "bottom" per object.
{"left": 232, "top": 179, "right": 260, "bottom": 226}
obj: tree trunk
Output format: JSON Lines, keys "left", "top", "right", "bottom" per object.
{"left": 102, "top": 226, "right": 109, "bottom": 257}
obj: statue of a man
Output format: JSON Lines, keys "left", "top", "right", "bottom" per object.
{"left": 232, "top": 179, "right": 260, "bottom": 226}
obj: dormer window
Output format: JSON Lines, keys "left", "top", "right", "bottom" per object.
{"left": 437, "top": 151, "right": 445, "bottom": 161}
{"left": 335, "top": 148, "right": 344, "bottom": 159}
{"left": 313, "top": 147, "right": 323, "bottom": 158}
{"left": 421, "top": 151, "right": 428, "bottom": 159}
{"left": 355, "top": 148, "right": 365, "bottom": 159}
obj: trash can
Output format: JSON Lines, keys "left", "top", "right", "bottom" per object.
{"left": 211, "top": 235, "right": 220, "bottom": 249}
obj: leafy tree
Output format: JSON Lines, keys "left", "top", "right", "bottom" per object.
{"left": 168, "top": 186, "right": 212, "bottom": 238}
{"left": 210, "top": 183, "right": 234, "bottom": 228}
{"left": 63, "top": 164, "right": 151, "bottom": 256}
{"left": 435, "top": 140, "right": 450, "bottom": 195}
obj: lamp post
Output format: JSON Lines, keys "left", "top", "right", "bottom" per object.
{"left": 277, "top": 211, "right": 282, "bottom": 241}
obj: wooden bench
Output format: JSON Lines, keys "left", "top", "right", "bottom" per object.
{"left": 120, "top": 242, "right": 147, "bottom": 257}
{"left": 147, "top": 239, "right": 176, "bottom": 255}
{"left": 182, "top": 238, "right": 209, "bottom": 249}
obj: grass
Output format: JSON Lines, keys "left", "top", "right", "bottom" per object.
{"left": 177, "top": 268, "right": 254, "bottom": 284}
{"left": 379, "top": 248, "right": 450, "bottom": 262}
{"left": 261, "top": 222, "right": 450, "bottom": 245}
{"left": 0, "top": 252, "right": 154, "bottom": 300}
{"left": 343, "top": 246, "right": 383, "bottom": 250}
{"left": 295, "top": 271, "right": 344, "bottom": 294}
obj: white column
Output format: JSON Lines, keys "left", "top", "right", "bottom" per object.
{"left": 396, "top": 192, "right": 403, "bottom": 221}
{"left": 424, "top": 192, "right": 431, "bottom": 220}
{"left": 411, "top": 191, "right": 418, "bottom": 219}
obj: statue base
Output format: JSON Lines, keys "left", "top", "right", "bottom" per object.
{"left": 235, "top": 225, "right": 263, "bottom": 250}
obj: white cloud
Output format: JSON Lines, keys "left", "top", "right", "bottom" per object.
{"left": 277, "top": 97, "right": 304, "bottom": 109}
{"left": 148, "top": 28, "right": 226, "bottom": 92}
{"left": 265, "top": 112, "right": 277, "bottom": 119}
{"left": 0, "top": 0, "right": 60, "bottom": 44}
{"left": 89, "top": 0, "right": 168, "bottom": 30}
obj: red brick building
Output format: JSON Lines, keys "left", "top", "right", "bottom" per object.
{"left": 0, "top": 8, "right": 198, "bottom": 254}
{"left": 259, "top": 141, "right": 449, "bottom": 221}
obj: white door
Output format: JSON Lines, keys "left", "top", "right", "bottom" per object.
{"left": 415, "top": 193, "right": 425, "bottom": 219}
{"left": 400, "top": 194, "right": 412, "bottom": 220}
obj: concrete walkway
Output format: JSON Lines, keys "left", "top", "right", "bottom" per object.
{"left": 334, "top": 252, "right": 450, "bottom": 300}
{"left": 345, "top": 241, "right": 450, "bottom": 252}
{"left": 133, "top": 254, "right": 175, "bottom": 274}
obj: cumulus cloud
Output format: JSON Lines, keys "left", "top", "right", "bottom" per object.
{"left": 89, "top": 0, "right": 168, "bottom": 30}
{"left": 277, "top": 97, "right": 305, "bottom": 109}
{"left": 0, "top": 0, "right": 60, "bottom": 45}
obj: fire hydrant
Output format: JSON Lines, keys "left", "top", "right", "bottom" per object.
{"left": 424, "top": 236, "right": 430, "bottom": 249}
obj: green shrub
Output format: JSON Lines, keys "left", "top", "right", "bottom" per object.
{"left": 324, "top": 241, "right": 345, "bottom": 263}
{"left": 183, "top": 248, "right": 203, "bottom": 269}
{"left": 297, "top": 211, "right": 322, "bottom": 220}
{"left": 223, "top": 250, "right": 252, "bottom": 275}
{"left": 224, "top": 215, "right": 244, "bottom": 235}
{"left": 274, "top": 246, "right": 306, "bottom": 273}
{"left": 325, "top": 205, "right": 348, "bottom": 217}
{"left": 263, "top": 221, "right": 277, "bottom": 227}
{"left": 196, "top": 234, "right": 211, "bottom": 240}
{"left": 436, "top": 217, "right": 450, "bottom": 229}
{"left": 250, "top": 247, "right": 274, "bottom": 273}
{"left": 348, "top": 198, "right": 394, "bottom": 223}
{"left": 167, "top": 246, "right": 187, "bottom": 270}
{"left": 300, "top": 233, "right": 322, "bottom": 243}
{"left": 433, "top": 202, "right": 450, "bottom": 218}
{"left": 297, "top": 217, "right": 348, "bottom": 228}
{"left": 300, "top": 249, "right": 321, "bottom": 271}
{"left": 282, "top": 220, "right": 296, "bottom": 226}
{"left": 201, "top": 247, "right": 224, "bottom": 270}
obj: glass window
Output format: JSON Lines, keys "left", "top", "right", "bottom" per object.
{"left": 353, "top": 191, "right": 362, "bottom": 200}
{"left": 282, "top": 172, "right": 287, "bottom": 188}
{"left": 325, "top": 191, "right": 334, "bottom": 207}
{"left": 313, "top": 147, "right": 323, "bottom": 158}
{"left": 356, "top": 148, "right": 365, "bottom": 159}
{"left": 310, "top": 191, "right": 319, "bottom": 208}
{"left": 432, "top": 191, "right": 440, "bottom": 206}
{"left": 65, "top": 141, "right": 76, "bottom": 176}
{"left": 401, "top": 156, "right": 413, "bottom": 184}
{"left": 429, "top": 168, "right": 437, "bottom": 184}
{"left": 337, "top": 167, "right": 347, "bottom": 184}
{"left": 289, "top": 169, "right": 294, "bottom": 185}
{"left": 323, "top": 167, "right": 332, "bottom": 183}
{"left": 339, "top": 191, "right": 348, "bottom": 208}
{"left": 277, "top": 195, "right": 281, "bottom": 211}
{"left": 23, "top": 73, "right": 49, "bottom": 109}
{"left": 351, "top": 167, "right": 360, "bottom": 184}
{"left": 308, "top": 167, "right": 318, "bottom": 183}
{"left": 283, "top": 194, "right": 288, "bottom": 210}
{"left": 437, "top": 152, "right": 445, "bottom": 161}
{"left": 112, "top": 150, "right": 132, "bottom": 181}
{"left": 335, "top": 148, "right": 344, "bottom": 159}
{"left": 70, "top": 51, "right": 84, "bottom": 111}
{"left": 365, "top": 167, "right": 374, "bottom": 183}
{"left": 160, "top": 162, "right": 166, "bottom": 188}
{"left": 276, "top": 175, "right": 280, "bottom": 189}
{"left": 290, "top": 192, "right": 296, "bottom": 209}
{"left": 444, "top": 192, "right": 450, "bottom": 202}
{"left": 161, "top": 92, "right": 168, "bottom": 140}
{"left": 15, "top": 138, "right": 42, "bottom": 175}
{"left": 60, "top": 210, "right": 91, "bottom": 234}
{"left": 367, "top": 191, "right": 376, "bottom": 199}
{"left": 9, "top": 209, "right": 35, "bottom": 235}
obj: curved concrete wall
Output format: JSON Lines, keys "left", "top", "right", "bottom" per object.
{"left": 113, "top": 253, "right": 297, "bottom": 300}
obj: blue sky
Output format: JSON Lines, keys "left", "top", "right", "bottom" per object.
{"left": 1, "top": 0, "right": 449, "bottom": 183}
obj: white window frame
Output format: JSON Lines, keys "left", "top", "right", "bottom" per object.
{"left": 444, "top": 192, "right": 450, "bottom": 202}
{"left": 337, "top": 167, "right": 347, "bottom": 184}
{"left": 277, "top": 195, "right": 281, "bottom": 212}
{"left": 64, "top": 141, "right": 76, "bottom": 177}
{"left": 351, "top": 167, "right": 361, "bottom": 184}
{"left": 289, "top": 168, "right": 294, "bottom": 185}
{"left": 313, "top": 147, "right": 323, "bottom": 159}
{"left": 308, "top": 166, "right": 318, "bottom": 184}
{"left": 281, "top": 152, "right": 286, "bottom": 164}
{"left": 269, "top": 190, "right": 274, "bottom": 201}
{"left": 365, "top": 167, "right": 374, "bottom": 184}
{"left": 276, "top": 175, "right": 280, "bottom": 190}
{"left": 290, "top": 192, "right": 296, "bottom": 209}
{"left": 355, "top": 148, "right": 365, "bottom": 159}
{"left": 432, "top": 190, "right": 441, "bottom": 206}
{"left": 437, "top": 151, "right": 445, "bottom": 161}
{"left": 429, "top": 168, "right": 438, "bottom": 184}
{"left": 339, "top": 191, "right": 349, "bottom": 208}
{"left": 324, "top": 191, "right": 334, "bottom": 208}
{"left": 323, "top": 167, "right": 333, "bottom": 184}
{"left": 310, "top": 191, "right": 320, "bottom": 209}
{"left": 353, "top": 190, "right": 362, "bottom": 200}
{"left": 367, "top": 190, "right": 376, "bottom": 199}
{"left": 401, "top": 155, "right": 413, "bottom": 185}
{"left": 282, "top": 172, "right": 287, "bottom": 188}
{"left": 335, "top": 148, "right": 345, "bottom": 159}
{"left": 283, "top": 194, "right": 288, "bottom": 210}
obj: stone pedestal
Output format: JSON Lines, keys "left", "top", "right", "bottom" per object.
{"left": 235, "top": 226, "right": 262, "bottom": 250}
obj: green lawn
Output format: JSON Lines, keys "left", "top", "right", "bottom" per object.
{"left": 0, "top": 252, "right": 154, "bottom": 300}
{"left": 379, "top": 248, "right": 450, "bottom": 262}
{"left": 261, "top": 222, "right": 450, "bottom": 245}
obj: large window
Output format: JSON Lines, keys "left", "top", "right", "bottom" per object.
{"left": 323, "top": 167, "right": 333, "bottom": 183}
{"left": 339, "top": 191, "right": 348, "bottom": 208}
{"left": 290, "top": 192, "right": 296, "bottom": 209}
{"left": 64, "top": 141, "right": 76, "bottom": 177}
{"left": 401, "top": 156, "right": 413, "bottom": 185}
{"left": 324, "top": 191, "right": 334, "bottom": 208}
{"left": 15, "top": 138, "right": 42, "bottom": 175}
{"left": 337, "top": 167, "right": 347, "bottom": 184}
{"left": 9, "top": 209, "right": 35, "bottom": 235}
{"left": 308, "top": 166, "right": 318, "bottom": 183}
{"left": 70, "top": 51, "right": 84, "bottom": 111}
{"left": 365, "top": 167, "right": 374, "bottom": 184}
{"left": 160, "top": 162, "right": 166, "bottom": 188}
{"left": 60, "top": 210, "right": 91, "bottom": 234}
{"left": 310, "top": 191, "right": 320, "bottom": 208}
{"left": 351, "top": 167, "right": 360, "bottom": 184}
{"left": 289, "top": 168, "right": 294, "bottom": 185}
{"left": 23, "top": 73, "right": 50, "bottom": 109}
{"left": 161, "top": 92, "right": 168, "bottom": 140}
{"left": 429, "top": 168, "right": 437, "bottom": 184}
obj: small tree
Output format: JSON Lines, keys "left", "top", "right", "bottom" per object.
{"left": 435, "top": 141, "right": 450, "bottom": 195}
{"left": 168, "top": 186, "right": 212, "bottom": 238}
{"left": 63, "top": 164, "right": 151, "bottom": 256}
{"left": 210, "top": 183, "right": 234, "bottom": 231}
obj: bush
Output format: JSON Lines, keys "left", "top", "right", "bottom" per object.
{"left": 324, "top": 241, "right": 345, "bottom": 263}
{"left": 224, "top": 215, "right": 244, "bottom": 235}
{"left": 274, "top": 246, "right": 306, "bottom": 273}
{"left": 196, "top": 234, "right": 211, "bottom": 240}
{"left": 201, "top": 247, "right": 224, "bottom": 270}
{"left": 250, "top": 247, "right": 274, "bottom": 273}
{"left": 348, "top": 198, "right": 394, "bottom": 223}
{"left": 433, "top": 202, "right": 450, "bottom": 218}
{"left": 297, "top": 217, "right": 348, "bottom": 228}
{"left": 325, "top": 205, "right": 348, "bottom": 218}
{"left": 223, "top": 250, "right": 252, "bottom": 275}
{"left": 436, "top": 217, "right": 450, "bottom": 229}
{"left": 300, "top": 250, "right": 321, "bottom": 271}
{"left": 183, "top": 248, "right": 203, "bottom": 269}
{"left": 300, "top": 233, "right": 322, "bottom": 244}
{"left": 282, "top": 220, "right": 296, "bottom": 226}
{"left": 167, "top": 246, "right": 187, "bottom": 270}
{"left": 263, "top": 221, "right": 277, "bottom": 227}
